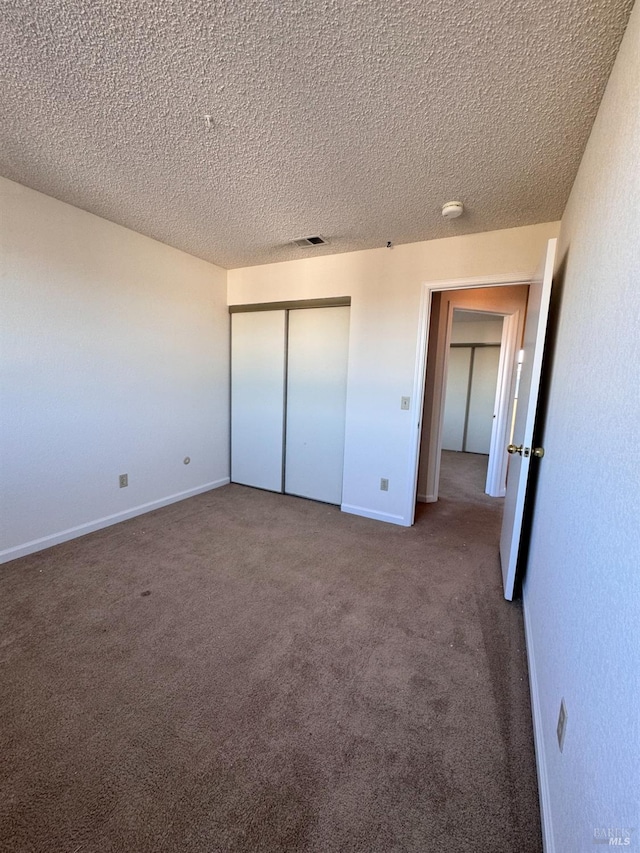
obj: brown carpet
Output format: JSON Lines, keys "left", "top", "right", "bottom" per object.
{"left": 0, "top": 451, "right": 542, "bottom": 852}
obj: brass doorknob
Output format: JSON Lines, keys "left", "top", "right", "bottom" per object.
{"left": 508, "top": 443, "right": 544, "bottom": 458}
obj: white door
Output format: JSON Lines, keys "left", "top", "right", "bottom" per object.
{"left": 231, "top": 310, "right": 286, "bottom": 492}
{"left": 500, "top": 238, "right": 557, "bottom": 600}
{"left": 285, "top": 307, "right": 350, "bottom": 504}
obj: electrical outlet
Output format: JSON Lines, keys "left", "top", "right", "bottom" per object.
{"left": 119, "top": 474, "right": 128, "bottom": 488}
{"left": 401, "top": 396, "right": 411, "bottom": 410}
{"left": 557, "top": 698, "right": 567, "bottom": 752}
{"left": 380, "top": 478, "right": 389, "bottom": 491}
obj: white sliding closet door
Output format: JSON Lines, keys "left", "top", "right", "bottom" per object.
{"left": 285, "top": 307, "right": 350, "bottom": 504}
{"left": 231, "top": 311, "right": 286, "bottom": 492}
{"left": 466, "top": 346, "right": 501, "bottom": 454}
{"left": 442, "top": 345, "right": 501, "bottom": 454}
{"left": 442, "top": 347, "right": 472, "bottom": 452}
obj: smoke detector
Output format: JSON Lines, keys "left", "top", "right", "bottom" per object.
{"left": 442, "top": 201, "right": 464, "bottom": 220}
{"left": 292, "top": 235, "right": 328, "bottom": 248}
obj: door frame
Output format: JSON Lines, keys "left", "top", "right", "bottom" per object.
{"left": 439, "top": 304, "right": 520, "bottom": 497}
{"left": 405, "top": 274, "right": 532, "bottom": 525}
{"left": 486, "top": 310, "right": 521, "bottom": 496}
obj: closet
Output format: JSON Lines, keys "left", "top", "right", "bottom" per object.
{"left": 230, "top": 300, "right": 350, "bottom": 505}
{"left": 441, "top": 310, "right": 503, "bottom": 455}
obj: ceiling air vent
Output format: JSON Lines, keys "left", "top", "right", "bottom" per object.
{"left": 292, "top": 235, "right": 328, "bottom": 248}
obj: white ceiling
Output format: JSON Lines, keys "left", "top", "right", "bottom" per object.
{"left": 1, "top": 0, "right": 634, "bottom": 269}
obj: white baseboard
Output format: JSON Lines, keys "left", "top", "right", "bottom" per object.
{"left": 522, "top": 585, "right": 555, "bottom": 853}
{"left": 0, "top": 478, "right": 230, "bottom": 565}
{"left": 340, "top": 503, "right": 409, "bottom": 526}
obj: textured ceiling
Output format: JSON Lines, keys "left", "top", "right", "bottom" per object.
{"left": 1, "top": 0, "right": 634, "bottom": 269}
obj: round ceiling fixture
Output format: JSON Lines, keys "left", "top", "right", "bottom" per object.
{"left": 442, "top": 201, "right": 464, "bottom": 220}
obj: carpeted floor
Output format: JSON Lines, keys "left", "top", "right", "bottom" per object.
{"left": 0, "top": 451, "right": 542, "bottom": 852}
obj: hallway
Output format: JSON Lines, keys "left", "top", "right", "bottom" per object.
{"left": 437, "top": 449, "right": 496, "bottom": 504}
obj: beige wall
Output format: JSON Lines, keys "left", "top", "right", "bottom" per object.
{"left": 0, "top": 178, "right": 230, "bottom": 561}
{"left": 450, "top": 317, "right": 504, "bottom": 344}
{"left": 229, "top": 223, "right": 558, "bottom": 524}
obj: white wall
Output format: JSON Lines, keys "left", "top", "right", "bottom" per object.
{"left": 0, "top": 178, "right": 230, "bottom": 562}
{"left": 228, "top": 224, "right": 558, "bottom": 525}
{"left": 450, "top": 315, "right": 504, "bottom": 344}
{"left": 523, "top": 5, "right": 640, "bottom": 851}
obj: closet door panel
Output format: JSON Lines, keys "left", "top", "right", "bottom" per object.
{"left": 231, "top": 311, "right": 286, "bottom": 491}
{"left": 285, "top": 307, "right": 350, "bottom": 504}
{"left": 466, "top": 346, "right": 501, "bottom": 454}
{"left": 442, "top": 347, "right": 471, "bottom": 452}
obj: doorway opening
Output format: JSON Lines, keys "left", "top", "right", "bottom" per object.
{"left": 406, "top": 239, "right": 556, "bottom": 601}
{"left": 439, "top": 309, "right": 506, "bottom": 502}
{"left": 411, "top": 280, "right": 529, "bottom": 517}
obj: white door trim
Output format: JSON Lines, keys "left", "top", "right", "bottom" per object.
{"left": 485, "top": 310, "right": 521, "bottom": 497}
{"left": 404, "top": 274, "right": 532, "bottom": 526}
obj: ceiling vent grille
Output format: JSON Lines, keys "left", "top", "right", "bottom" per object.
{"left": 292, "top": 235, "right": 327, "bottom": 248}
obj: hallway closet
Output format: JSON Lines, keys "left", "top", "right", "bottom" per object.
{"left": 441, "top": 310, "right": 503, "bottom": 455}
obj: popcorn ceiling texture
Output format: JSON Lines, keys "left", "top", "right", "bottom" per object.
{"left": 0, "top": 0, "right": 633, "bottom": 269}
